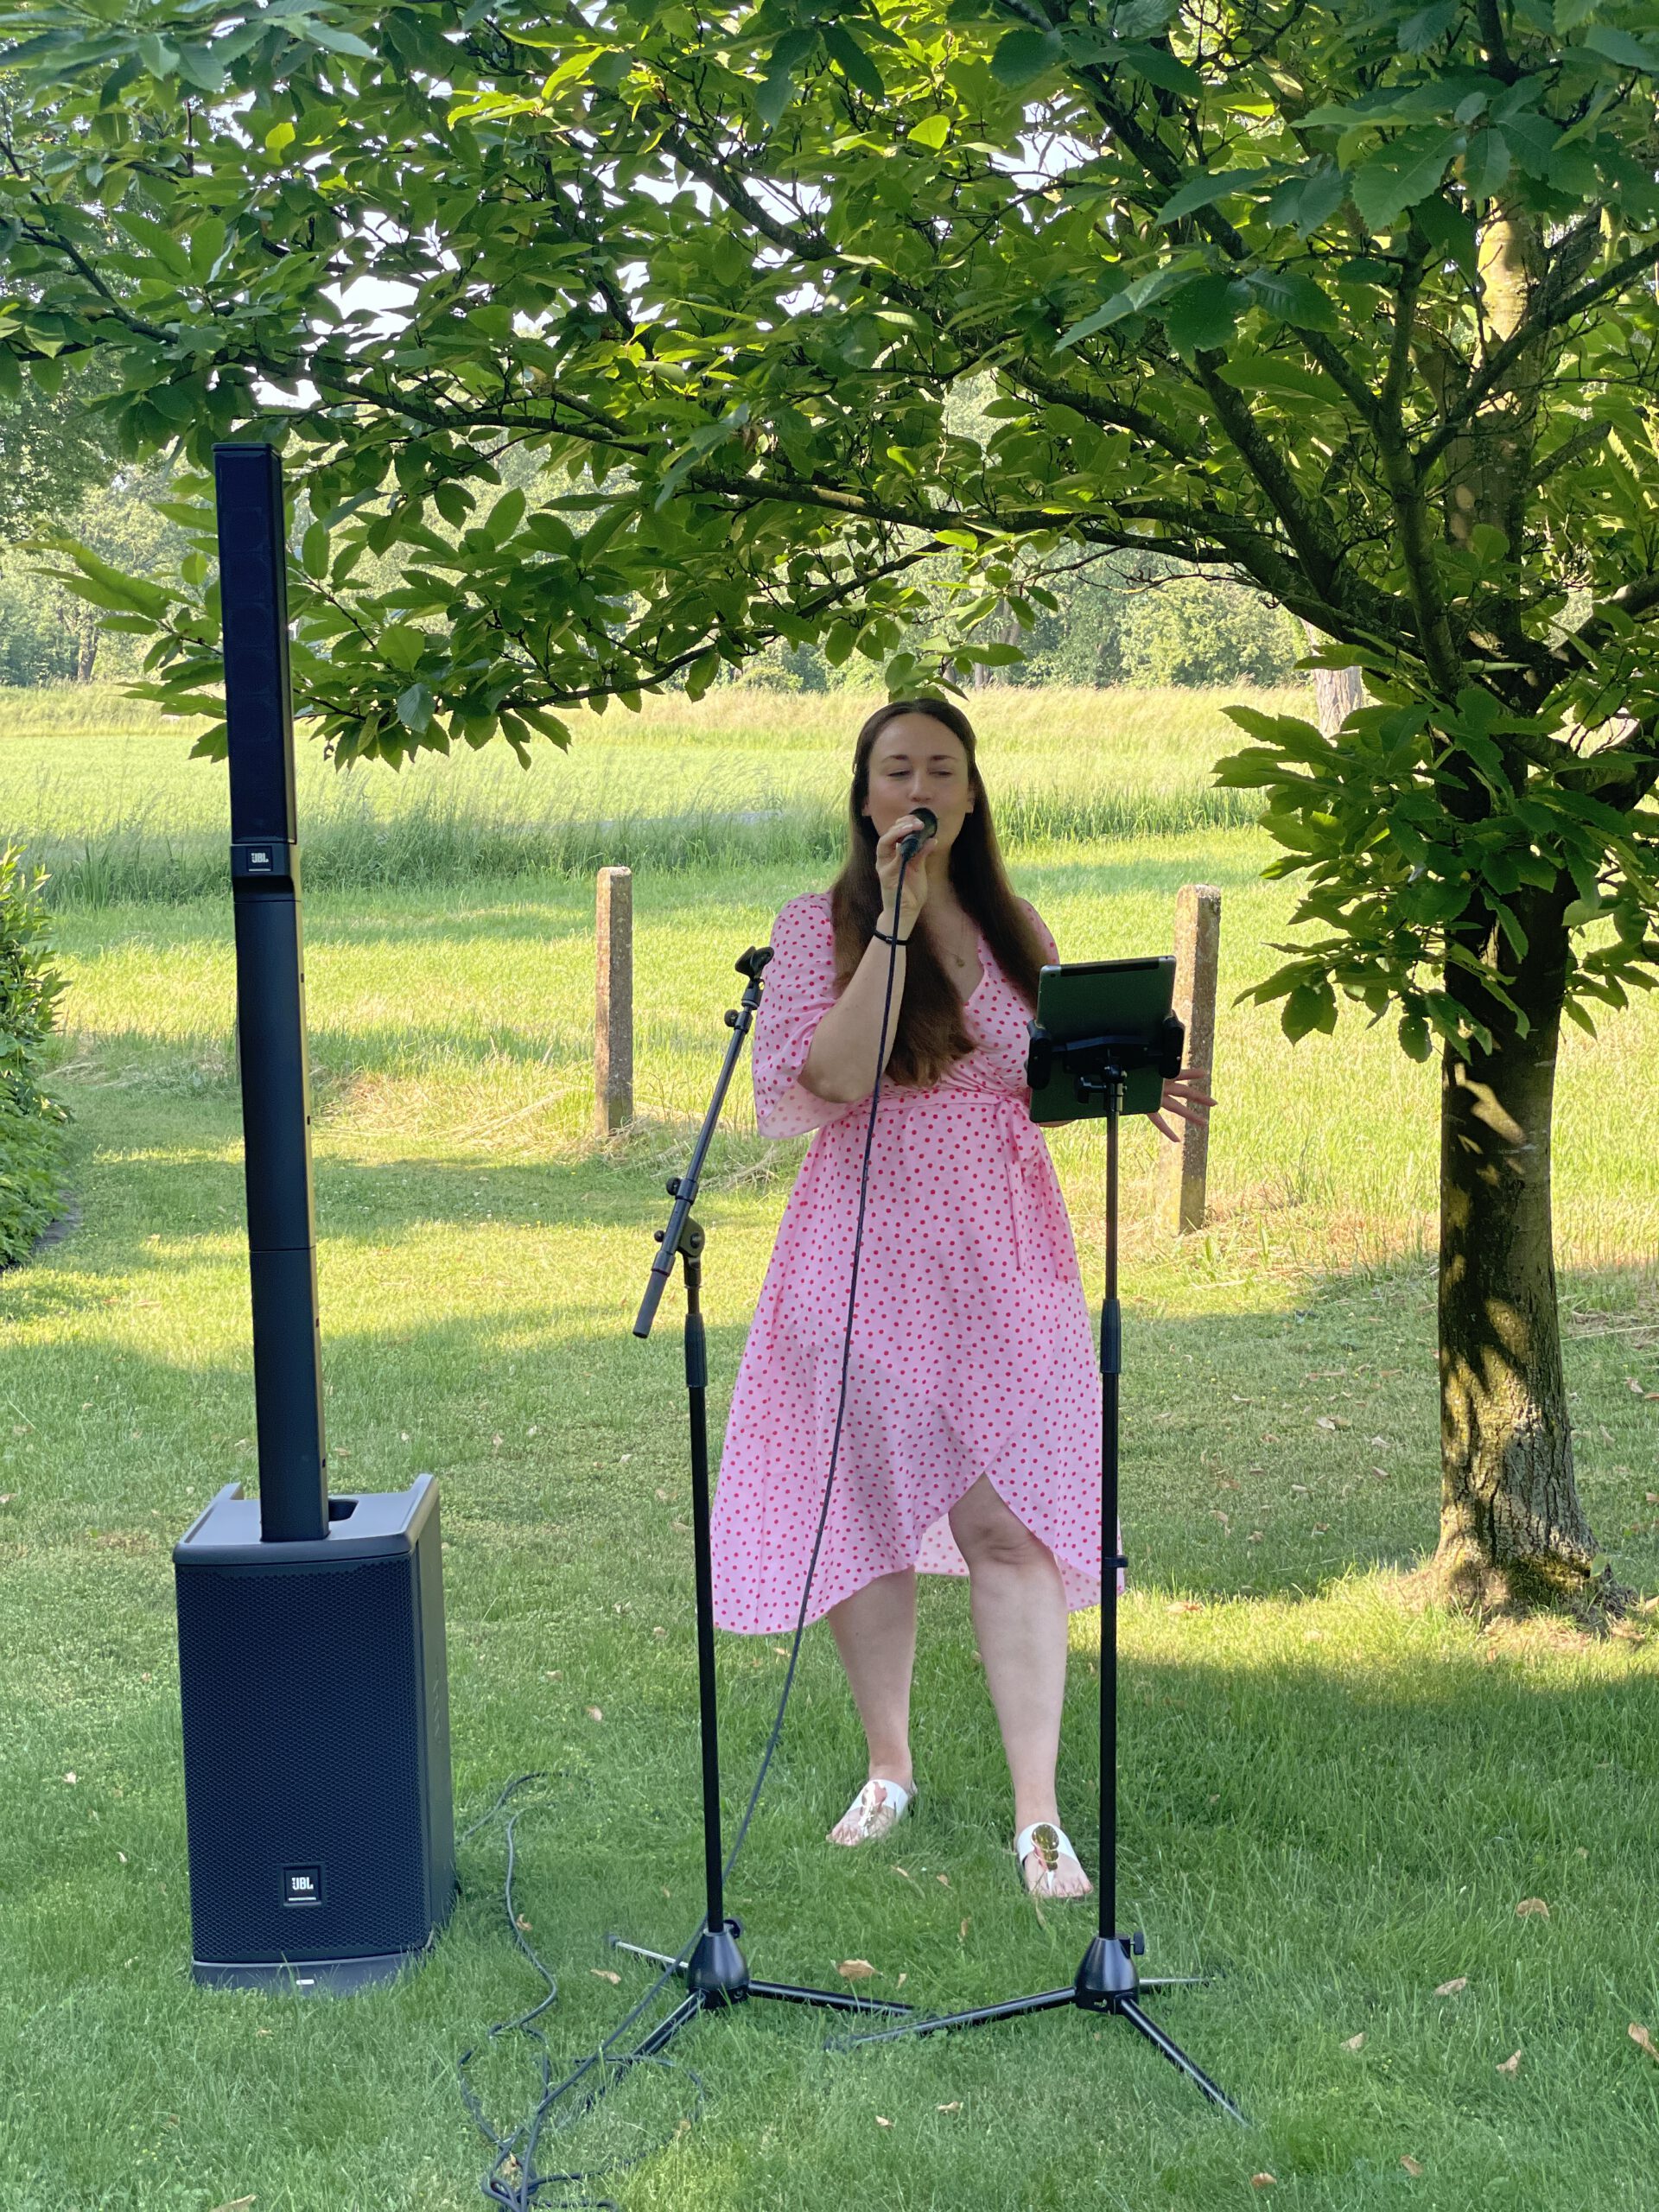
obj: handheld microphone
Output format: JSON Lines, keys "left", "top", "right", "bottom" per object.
{"left": 899, "top": 805, "right": 938, "bottom": 860}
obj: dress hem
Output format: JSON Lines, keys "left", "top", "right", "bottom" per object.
{"left": 712, "top": 1474, "right": 1116, "bottom": 1637}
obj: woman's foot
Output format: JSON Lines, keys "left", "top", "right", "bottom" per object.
{"left": 828, "top": 1777, "right": 915, "bottom": 1846}
{"left": 1016, "top": 1820, "right": 1094, "bottom": 1899}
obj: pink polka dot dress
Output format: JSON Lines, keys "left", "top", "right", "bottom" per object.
{"left": 709, "top": 890, "right": 1119, "bottom": 1637}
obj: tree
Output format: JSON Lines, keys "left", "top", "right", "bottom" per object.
{"left": 3, "top": 0, "right": 1657, "bottom": 1612}
{"left": 0, "top": 375, "right": 121, "bottom": 546}
{"left": 0, "top": 456, "right": 184, "bottom": 680}
{"left": 1118, "top": 574, "right": 1302, "bottom": 686}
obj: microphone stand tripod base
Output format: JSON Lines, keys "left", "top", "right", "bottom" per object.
{"left": 607, "top": 1916, "right": 912, "bottom": 2056}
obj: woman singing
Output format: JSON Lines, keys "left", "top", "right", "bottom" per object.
{"left": 708, "top": 701, "right": 1214, "bottom": 1899}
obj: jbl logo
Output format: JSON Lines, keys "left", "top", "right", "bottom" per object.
{"left": 283, "top": 1866, "right": 323, "bottom": 1906}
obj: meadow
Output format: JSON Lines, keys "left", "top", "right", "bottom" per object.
{"left": 2, "top": 683, "right": 1657, "bottom": 2211}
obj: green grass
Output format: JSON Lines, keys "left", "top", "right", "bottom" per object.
{"left": 3, "top": 683, "right": 1287, "bottom": 904}
{"left": 3, "top": 704, "right": 1659, "bottom": 2210}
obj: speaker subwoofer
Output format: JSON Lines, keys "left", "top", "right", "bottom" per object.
{"left": 174, "top": 1475, "right": 456, "bottom": 1991}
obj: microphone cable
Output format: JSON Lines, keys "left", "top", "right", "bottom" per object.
{"left": 456, "top": 835, "right": 926, "bottom": 2210}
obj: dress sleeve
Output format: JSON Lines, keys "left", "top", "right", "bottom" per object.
{"left": 1020, "top": 899, "right": 1060, "bottom": 966}
{"left": 752, "top": 895, "right": 859, "bottom": 1139}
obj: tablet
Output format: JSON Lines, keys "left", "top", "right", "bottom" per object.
{"left": 1027, "top": 956, "right": 1177, "bottom": 1124}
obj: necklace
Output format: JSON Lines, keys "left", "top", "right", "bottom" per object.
{"left": 931, "top": 914, "right": 978, "bottom": 974}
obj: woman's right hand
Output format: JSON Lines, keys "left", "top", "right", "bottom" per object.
{"left": 873, "top": 817, "right": 931, "bottom": 940}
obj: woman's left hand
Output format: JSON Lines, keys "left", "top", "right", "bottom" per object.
{"left": 1149, "top": 1065, "right": 1215, "bottom": 1146}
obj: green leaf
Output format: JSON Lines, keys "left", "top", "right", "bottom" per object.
{"left": 1243, "top": 268, "right": 1338, "bottom": 329}
{"left": 1351, "top": 128, "right": 1463, "bottom": 232}
{"left": 1494, "top": 902, "right": 1529, "bottom": 960}
{"left": 301, "top": 521, "right": 329, "bottom": 579}
{"left": 378, "top": 622, "right": 426, "bottom": 672}
{"left": 175, "top": 44, "right": 226, "bottom": 92}
{"left": 188, "top": 218, "right": 228, "bottom": 282}
{"left": 1164, "top": 275, "right": 1248, "bottom": 357}
{"left": 755, "top": 58, "right": 800, "bottom": 128}
{"left": 396, "top": 682, "right": 433, "bottom": 734}
{"left": 489, "top": 486, "right": 526, "bottom": 543}
{"left": 908, "top": 113, "right": 950, "bottom": 150}
{"left": 1269, "top": 162, "right": 1348, "bottom": 237}
{"left": 1413, "top": 189, "right": 1477, "bottom": 270}
{"left": 991, "top": 26, "right": 1063, "bottom": 86}
{"left": 1156, "top": 168, "right": 1263, "bottom": 225}
{"left": 1399, "top": 1, "right": 1460, "bottom": 51}
{"left": 137, "top": 34, "right": 180, "bottom": 77}
{"left": 1054, "top": 263, "right": 1191, "bottom": 350}
{"left": 1398, "top": 1012, "right": 1433, "bottom": 1060}
{"left": 1501, "top": 110, "right": 1560, "bottom": 177}
{"left": 1460, "top": 127, "right": 1510, "bottom": 198}
{"left": 1563, "top": 894, "right": 1609, "bottom": 925}
{"left": 822, "top": 22, "right": 885, "bottom": 95}
{"left": 1583, "top": 25, "right": 1659, "bottom": 68}
{"left": 300, "top": 18, "right": 378, "bottom": 60}
{"left": 1117, "top": 41, "right": 1203, "bottom": 95}
{"left": 1283, "top": 981, "right": 1338, "bottom": 1040}
{"left": 1115, "top": 0, "right": 1179, "bottom": 32}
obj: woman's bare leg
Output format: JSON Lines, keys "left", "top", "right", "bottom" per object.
{"left": 824, "top": 1567, "right": 917, "bottom": 1841}
{"left": 948, "top": 1476, "right": 1093, "bottom": 1897}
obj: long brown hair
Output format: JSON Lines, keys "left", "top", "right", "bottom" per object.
{"left": 830, "top": 698, "right": 1046, "bottom": 1088}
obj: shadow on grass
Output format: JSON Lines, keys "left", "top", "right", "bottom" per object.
{"left": 6, "top": 1198, "right": 1657, "bottom": 1605}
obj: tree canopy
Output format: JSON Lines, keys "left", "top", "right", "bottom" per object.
{"left": 4, "top": 0, "right": 1658, "bottom": 1056}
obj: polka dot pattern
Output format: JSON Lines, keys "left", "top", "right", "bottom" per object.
{"left": 710, "top": 892, "right": 1121, "bottom": 1637}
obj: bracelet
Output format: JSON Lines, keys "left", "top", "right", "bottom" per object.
{"left": 870, "top": 925, "right": 913, "bottom": 947}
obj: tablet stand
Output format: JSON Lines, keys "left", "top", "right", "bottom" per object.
{"left": 831, "top": 1013, "right": 1243, "bottom": 2121}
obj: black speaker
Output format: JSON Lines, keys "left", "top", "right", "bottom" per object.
{"left": 174, "top": 1476, "right": 456, "bottom": 1991}
{"left": 172, "top": 443, "right": 458, "bottom": 1994}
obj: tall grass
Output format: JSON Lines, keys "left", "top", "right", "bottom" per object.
{"left": 2, "top": 683, "right": 1293, "bottom": 906}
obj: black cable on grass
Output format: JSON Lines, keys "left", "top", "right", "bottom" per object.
{"left": 457, "top": 848, "right": 918, "bottom": 2209}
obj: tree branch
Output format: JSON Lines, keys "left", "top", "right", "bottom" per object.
{"left": 1418, "top": 234, "right": 1659, "bottom": 473}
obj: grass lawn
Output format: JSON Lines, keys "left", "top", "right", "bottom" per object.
{"left": 3, "top": 699, "right": 1659, "bottom": 2209}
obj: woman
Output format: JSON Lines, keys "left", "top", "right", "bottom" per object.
{"left": 708, "top": 700, "right": 1214, "bottom": 1899}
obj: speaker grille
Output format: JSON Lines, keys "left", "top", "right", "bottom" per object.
{"left": 178, "top": 1554, "right": 427, "bottom": 1962}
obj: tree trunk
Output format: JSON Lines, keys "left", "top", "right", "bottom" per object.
{"left": 1300, "top": 622, "right": 1363, "bottom": 736}
{"left": 1428, "top": 893, "right": 1622, "bottom": 1617}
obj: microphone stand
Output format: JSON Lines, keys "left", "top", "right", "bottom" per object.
{"left": 609, "top": 945, "right": 912, "bottom": 2051}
